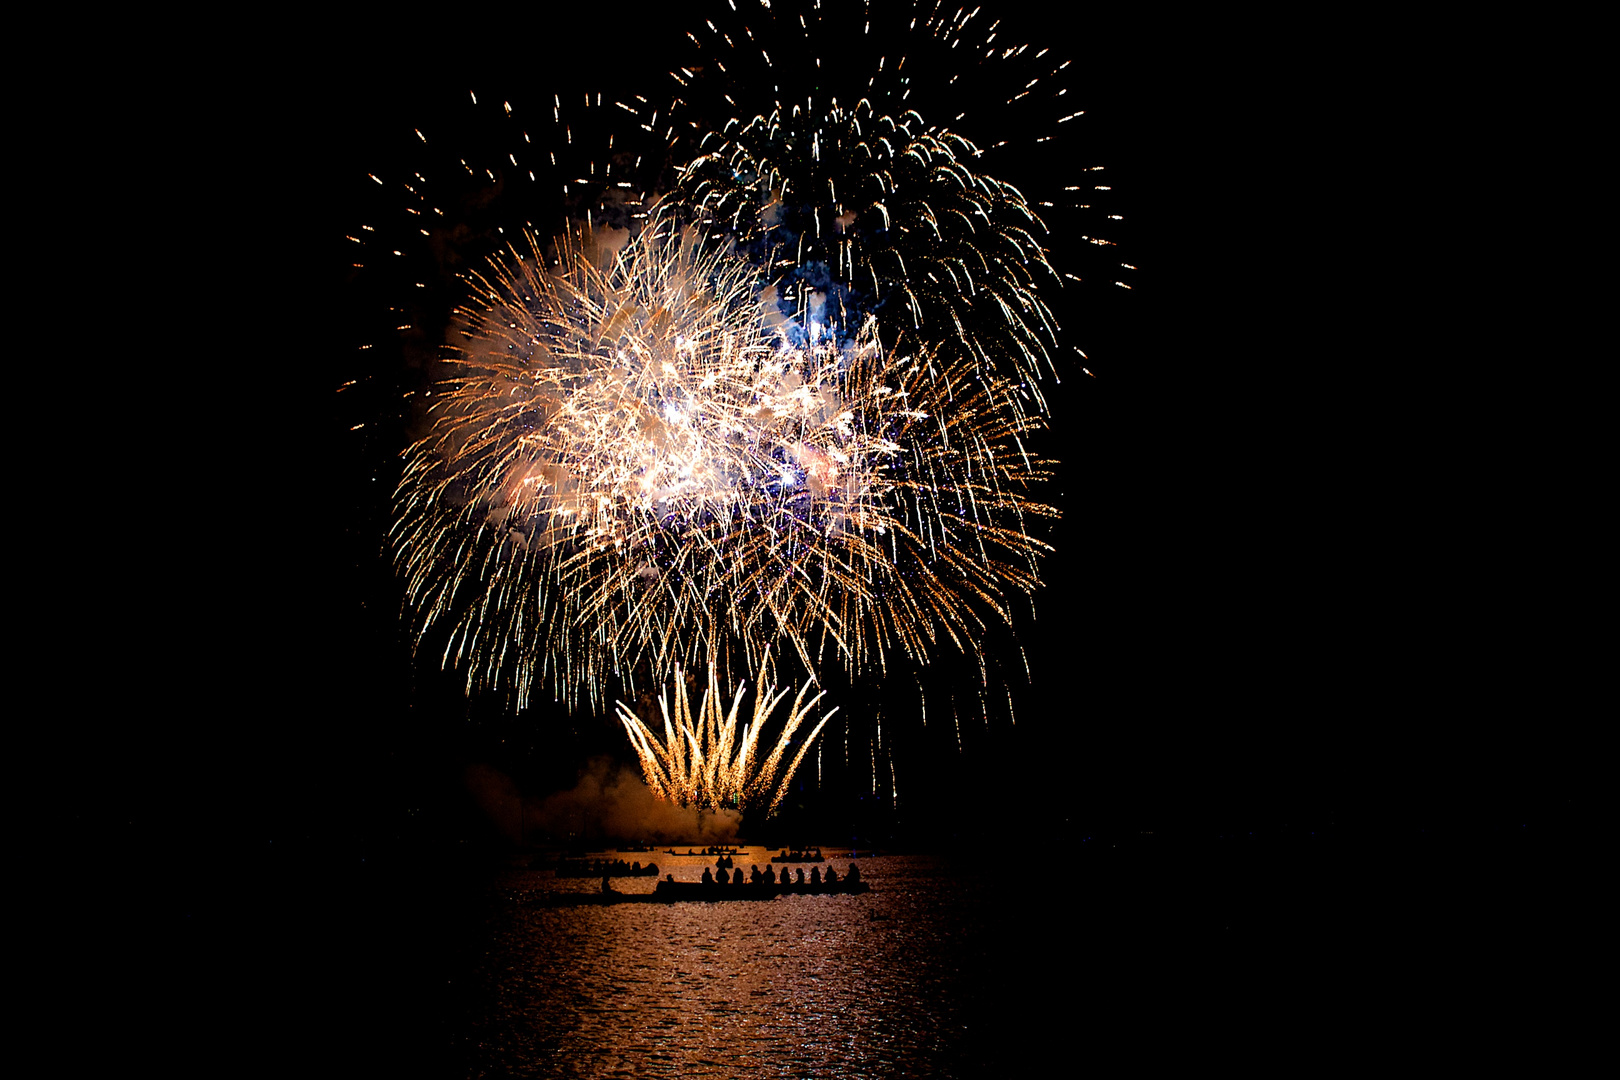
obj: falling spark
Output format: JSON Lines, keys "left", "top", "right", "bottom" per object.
{"left": 661, "top": 0, "right": 1121, "bottom": 415}
{"left": 349, "top": 3, "right": 1134, "bottom": 739}
{"left": 392, "top": 210, "right": 1056, "bottom": 711}
{"left": 617, "top": 664, "right": 837, "bottom": 814}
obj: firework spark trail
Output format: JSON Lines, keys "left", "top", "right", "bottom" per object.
{"left": 599, "top": 0, "right": 1129, "bottom": 415}
{"left": 391, "top": 210, "right": 1056, "bottom": 712}
{"left": 617, "top": 664, "right": 836, "bottom": 814}
{"left": 359, "top": 2, "right": 1112, "bottom": 738}
{"left": 676, "top": 106, "right": 1061, "bottom": 409}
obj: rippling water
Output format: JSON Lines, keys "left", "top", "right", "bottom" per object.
{"left": 437, "top": 852, "right": 1047, "bottom": 1078}
{"left": 244, "top": 826, "right": 1586, "bottom": 1076}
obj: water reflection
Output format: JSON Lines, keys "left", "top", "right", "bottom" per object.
{"left": 449, "top": 853, "right": 1007, "bottom": 1077}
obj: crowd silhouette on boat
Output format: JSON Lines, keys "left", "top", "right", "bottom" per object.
{"left": 646, "top": 860, "right": 865, "bottom": 899}
{"left": 770, "top": 848, "right": 823, "bottom": 863}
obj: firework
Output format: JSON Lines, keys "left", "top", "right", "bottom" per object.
{"left": 363, "top": 3, "right": 1107, "bottom": 731}
{"left": 618, "top": 665, "right": 836, "bottom": 813}
{"left": 612, "top": 0, "right": 1123, "bottom": 414}
{"left": 675, "top": 103, "right": 1060, "bottom": 408}
{"left": 390, "top": 211, "right": 1056, "bottom": 712}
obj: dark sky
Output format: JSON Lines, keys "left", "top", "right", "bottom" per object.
{"left": 115, "top": 5, "right": 1582, "bottom": 874}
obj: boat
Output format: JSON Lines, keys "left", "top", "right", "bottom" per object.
{"left": 528, "top": 875, "right": 869, "bottom": 906}
{"left": 769, "top": 850, "right": 825, "bottom": 863}
{"left": 651, "top": 878, "right": 869, "bottom": 901}
{"left": 554, "top": 859, "right": 660, "bottom": 878}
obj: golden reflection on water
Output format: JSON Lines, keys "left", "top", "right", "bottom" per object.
{"left": 453, "top": 850, "right": 1008, "bottom": 1077}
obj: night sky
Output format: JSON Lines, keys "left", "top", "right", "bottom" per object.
{"left": 95, "top": 3, "right": 1586, "bottom": 921}
{"left": 62, "top": 11, "right": 1595, "bottom": 1077}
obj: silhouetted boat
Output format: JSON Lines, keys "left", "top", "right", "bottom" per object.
{"left": 529, "top": 877, "right": 868, "bottom": 906}
{"left": 554, "top": 859, "right": 660, "bottom": 878}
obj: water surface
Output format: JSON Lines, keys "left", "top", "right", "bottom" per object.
{"left": 436, "top": 852, "right": 1029, "bottom": 1078}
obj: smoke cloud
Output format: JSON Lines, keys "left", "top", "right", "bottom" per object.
{"left": 464, "top": 758, "right": 741, "bottom": 846}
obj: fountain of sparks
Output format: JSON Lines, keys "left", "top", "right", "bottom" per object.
{"left": 617, "top": 665, "right": 837, "bottom": 815}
